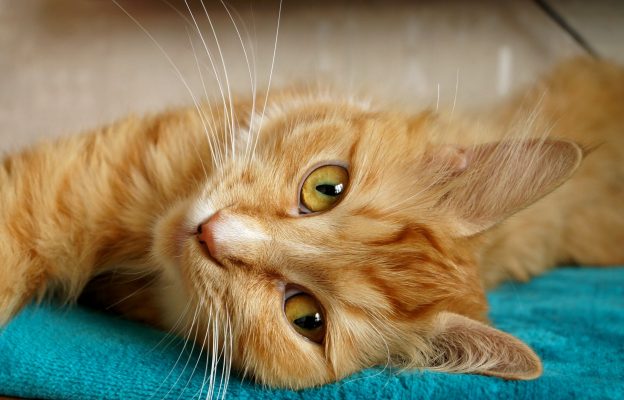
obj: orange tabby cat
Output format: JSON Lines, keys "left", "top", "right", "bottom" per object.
{"left": 0, "top": 58, "right": 622, "bottom": 389}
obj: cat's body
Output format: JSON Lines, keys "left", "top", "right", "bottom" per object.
{"left": 479, "top": 60, "right": 624, "bottom": 285}
{"left": 1, "top": 58, "right": 622, "bottom": 389}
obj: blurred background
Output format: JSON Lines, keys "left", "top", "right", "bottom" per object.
{"left": 0, "top": 0, "right": 623, "bottom": 152}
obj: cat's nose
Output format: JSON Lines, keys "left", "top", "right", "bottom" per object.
{"left": 196, "top": 210, "right": 269, "bottom": 265}
{"left": 197, "top": 211, "right": 222, "bottom": 261}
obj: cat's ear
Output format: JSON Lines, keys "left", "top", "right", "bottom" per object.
{"left": 424, "top": 312, "right": 542, "bottom": 380}
{"left": 433, "top": 139, "right": 583, "bottom": 236}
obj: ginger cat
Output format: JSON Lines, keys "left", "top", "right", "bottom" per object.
{"left": 0, "top": 58, "right": 622, "bottom": 389}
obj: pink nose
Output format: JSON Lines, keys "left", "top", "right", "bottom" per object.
{"left": 197, "top": 211, "right": 222, "bottom": 260}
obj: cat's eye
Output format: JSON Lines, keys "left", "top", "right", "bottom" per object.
{"left": 299, "top": 164, "right": 349, "bottom": 214}
{"left": 284, "top": 293, "right": 326, "bottom": 343}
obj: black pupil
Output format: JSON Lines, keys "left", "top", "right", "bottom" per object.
{"left": 316, "top": 183, "right": 343, "bottom": 197}
{"left": 293, "top": 313, "right": 323, "bottom": 331}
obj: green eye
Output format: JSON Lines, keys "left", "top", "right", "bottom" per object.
{"left": 284, "top": 293, "right": 326, "bottom": 343}
{"left": 299, "top": 164, "right": 349, "bottom": 213}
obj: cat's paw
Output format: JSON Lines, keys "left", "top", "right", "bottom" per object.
{"left": 0, "top": 250, "right": 43, "bottom": 327}
{"left": 0, "top": 284, "right": 25, "bottom": 327}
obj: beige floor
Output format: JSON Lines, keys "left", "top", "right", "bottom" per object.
{"left": 0, "top": 0, "right": 622, "bottom": 153}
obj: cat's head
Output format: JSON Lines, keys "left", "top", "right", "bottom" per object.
{"left": 153, "top": 92, "right": 582, "bottom": 388}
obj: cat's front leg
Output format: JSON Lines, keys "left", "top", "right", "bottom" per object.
{"left": 0, "top": 238, "right": 49, "bottom": 326}
{"left": 0, "top": 224, "right": 98, "bottom": 326}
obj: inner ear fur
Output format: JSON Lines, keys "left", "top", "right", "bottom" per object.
{"left": 433, "top": 139, "right": 584, "bottom": 236}
{"left": 425, "top": 312, "right": 542, "bottom": 380}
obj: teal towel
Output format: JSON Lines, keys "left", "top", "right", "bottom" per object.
{"left": 1, "top": 267, "right": 623, "bottom": 399}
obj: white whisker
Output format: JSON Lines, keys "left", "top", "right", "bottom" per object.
{"left": 112, "top": 0, "right": 217, "bottom": 175}
{"left": 198, "top": 0, "right": 237, "bottom": 162}
{"left": 102, "top": 274, "right": 158, "bottom": 311}
{"left": 250, "top": 0, "right": 283, "bottom": 166}
{"left": 196, "top": 301, "right": 214, "bottom": 399}
{"left": 177, "top": 298, "right": 211, "bottom": 400}
{"left": 184, "top": 0, "right": 231, "bottom": 164}
{"left": 147, "top": 301, "right": 191, "bottom": 355}
{"left": 207, "top": 303, "right": 219, "bottom": 399}
{"left": 436, "top": 82, "right": 440, "bottom": 112}
{"left": 220, "top": 309, "right": 233, "bottom": 400}
{"left": 161, "top": 299, "right": 203, "bottom": 400}
{"left": 220, "top": 1, "right": 258, "bottom": 163}
{"left": 162, "top": 0, "right": 226, "bottom": 170}
{"left": 149, "top": 301, "right": 200, "bottom": 400}
{"left": 215, "top": 305, "right": 230, "bottom": 400}
{"left": 187, "top": 30, "right": 225, "bottom": 168}
{"left": 451, "top": 68, "right": 459, "bottom": 120}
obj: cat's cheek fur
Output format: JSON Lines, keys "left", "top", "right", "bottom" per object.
{"left": 228, "top": 277, "right": 335, "bottom": 389}
{"left": 149, "top": 199, "right": 337, "bottom": 389}
{"left": 152, "top": 199, "right": 197, "bottom": 265}
{"left": 151, "top": 200, "right": 199, "bottom": 328}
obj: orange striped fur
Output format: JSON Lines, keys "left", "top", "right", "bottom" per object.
{"left": 1, "top": 58, "right": 622, "bottom": 388}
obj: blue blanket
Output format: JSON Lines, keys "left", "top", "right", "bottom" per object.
{"left": 1, "top": 267, "right": 623, "bottom": 399}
